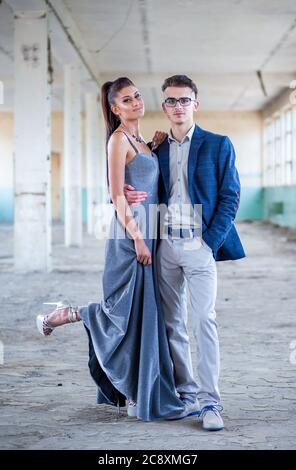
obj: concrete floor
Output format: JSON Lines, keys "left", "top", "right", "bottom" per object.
{"left": 0, "top": 221, "right": 296, "bottom": 450}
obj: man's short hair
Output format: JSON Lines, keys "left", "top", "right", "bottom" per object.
{"left": 161, "top": 75, "right": 198, "bottom": 98}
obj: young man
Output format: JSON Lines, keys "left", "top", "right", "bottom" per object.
{"left": 125, "top": 75, "right": 245, "bottom": 430}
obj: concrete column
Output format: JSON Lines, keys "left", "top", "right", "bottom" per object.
{"left": 94, "top": 109, "right": 110, "bottom": 239}
{"left": 13, "top": 9, "right": 52, "bottom": 271}
{"left": 85, "top": 92, "right": 101, "bottom": 235}
{"left": 64, "top": 64, "right": 82, "bottom": 246}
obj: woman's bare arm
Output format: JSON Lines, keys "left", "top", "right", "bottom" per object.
{"left": 108, "top": 132, "right": 143, "bottom": 241}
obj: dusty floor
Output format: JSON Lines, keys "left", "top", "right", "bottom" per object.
{"left": 0, "top": 221, "right": 296, "bottom": 450}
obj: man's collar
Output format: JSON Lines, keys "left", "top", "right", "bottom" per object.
{"left": 168, "top": 123, "right": 196, "bottom": 144}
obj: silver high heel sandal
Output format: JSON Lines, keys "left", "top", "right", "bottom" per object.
{"left": 36, "top": 301, "right": 80, "bottom": 336}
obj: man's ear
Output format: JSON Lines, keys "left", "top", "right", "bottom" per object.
{"left": 162, "top": 102, "right": 167, "bottom": 114}
{"left": 194, "top": 100, "right": 199, "bottom": 112}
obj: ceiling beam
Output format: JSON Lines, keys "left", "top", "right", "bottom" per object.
{"left": 99, "top": 72, "right": 296, "bottom": 89}
{"left": 2, "top": 72, "right": 294, "bottom": 91}
{"left": 44, "top": 0, "right": 101, "bottom": 87}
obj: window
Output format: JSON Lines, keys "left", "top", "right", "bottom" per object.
{"left": 284, "top": 109, "right": 293, "bottom": 184}
{"left": 265, "top": 120, "right": 275, "bottom": 186}
{"left": 274, "top": 115, "right": 282, "bottom": 185}
{"left": 264, "top": 106, "right": 295, "bottom": 187}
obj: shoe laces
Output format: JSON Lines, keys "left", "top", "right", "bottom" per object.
{"left": 199, "top": 404, "right": 223, "bottom": 418}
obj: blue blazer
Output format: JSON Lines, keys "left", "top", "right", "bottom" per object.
{"left": 156, "top": 124, "right": 246, "bottom": 262}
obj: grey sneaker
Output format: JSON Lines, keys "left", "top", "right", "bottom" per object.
{"left": 200, "top": 405, "right": 224, "bottom": 431}
{"left": 166, "top": 398, "right": 200, "bottom": 420}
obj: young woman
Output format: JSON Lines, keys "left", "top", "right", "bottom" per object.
{"left": 36, "top": 77, "right": 185, "bottom": 421}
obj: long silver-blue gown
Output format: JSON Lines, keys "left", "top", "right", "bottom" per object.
{"left": 79, "top": 151, "right": 185, "bottom": 421}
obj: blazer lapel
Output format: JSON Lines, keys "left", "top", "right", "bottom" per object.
{"left": 158, "top": 125, "right": 205, "bottom": 198}
{"left": 187, "top": 124, "right": 206, "bottom": 190}
{"left": 158, "top": 138, "right": 170, "bottom": 196}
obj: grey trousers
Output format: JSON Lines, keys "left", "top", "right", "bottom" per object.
{"left": 157, "top": 236, "right": 220, "bottom": 407}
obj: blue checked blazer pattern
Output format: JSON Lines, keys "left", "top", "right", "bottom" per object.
{"left": 156, "top": 124, "right": 246, "bottom": 262}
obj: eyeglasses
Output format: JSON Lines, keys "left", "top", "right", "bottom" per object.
{"left": 164, "top": 97, "right": 195, "bottom": 107}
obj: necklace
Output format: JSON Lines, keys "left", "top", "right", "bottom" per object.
{"left": 121, "top": 125, "right": 146, "bottom": 144}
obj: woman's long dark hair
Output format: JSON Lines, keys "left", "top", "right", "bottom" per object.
{"left": 101, "top": 77, "right": 134, "bottom": 189}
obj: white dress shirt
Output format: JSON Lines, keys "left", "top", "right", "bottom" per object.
{"left": 165, "top": 124, "right": 197, "bottom": 230}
